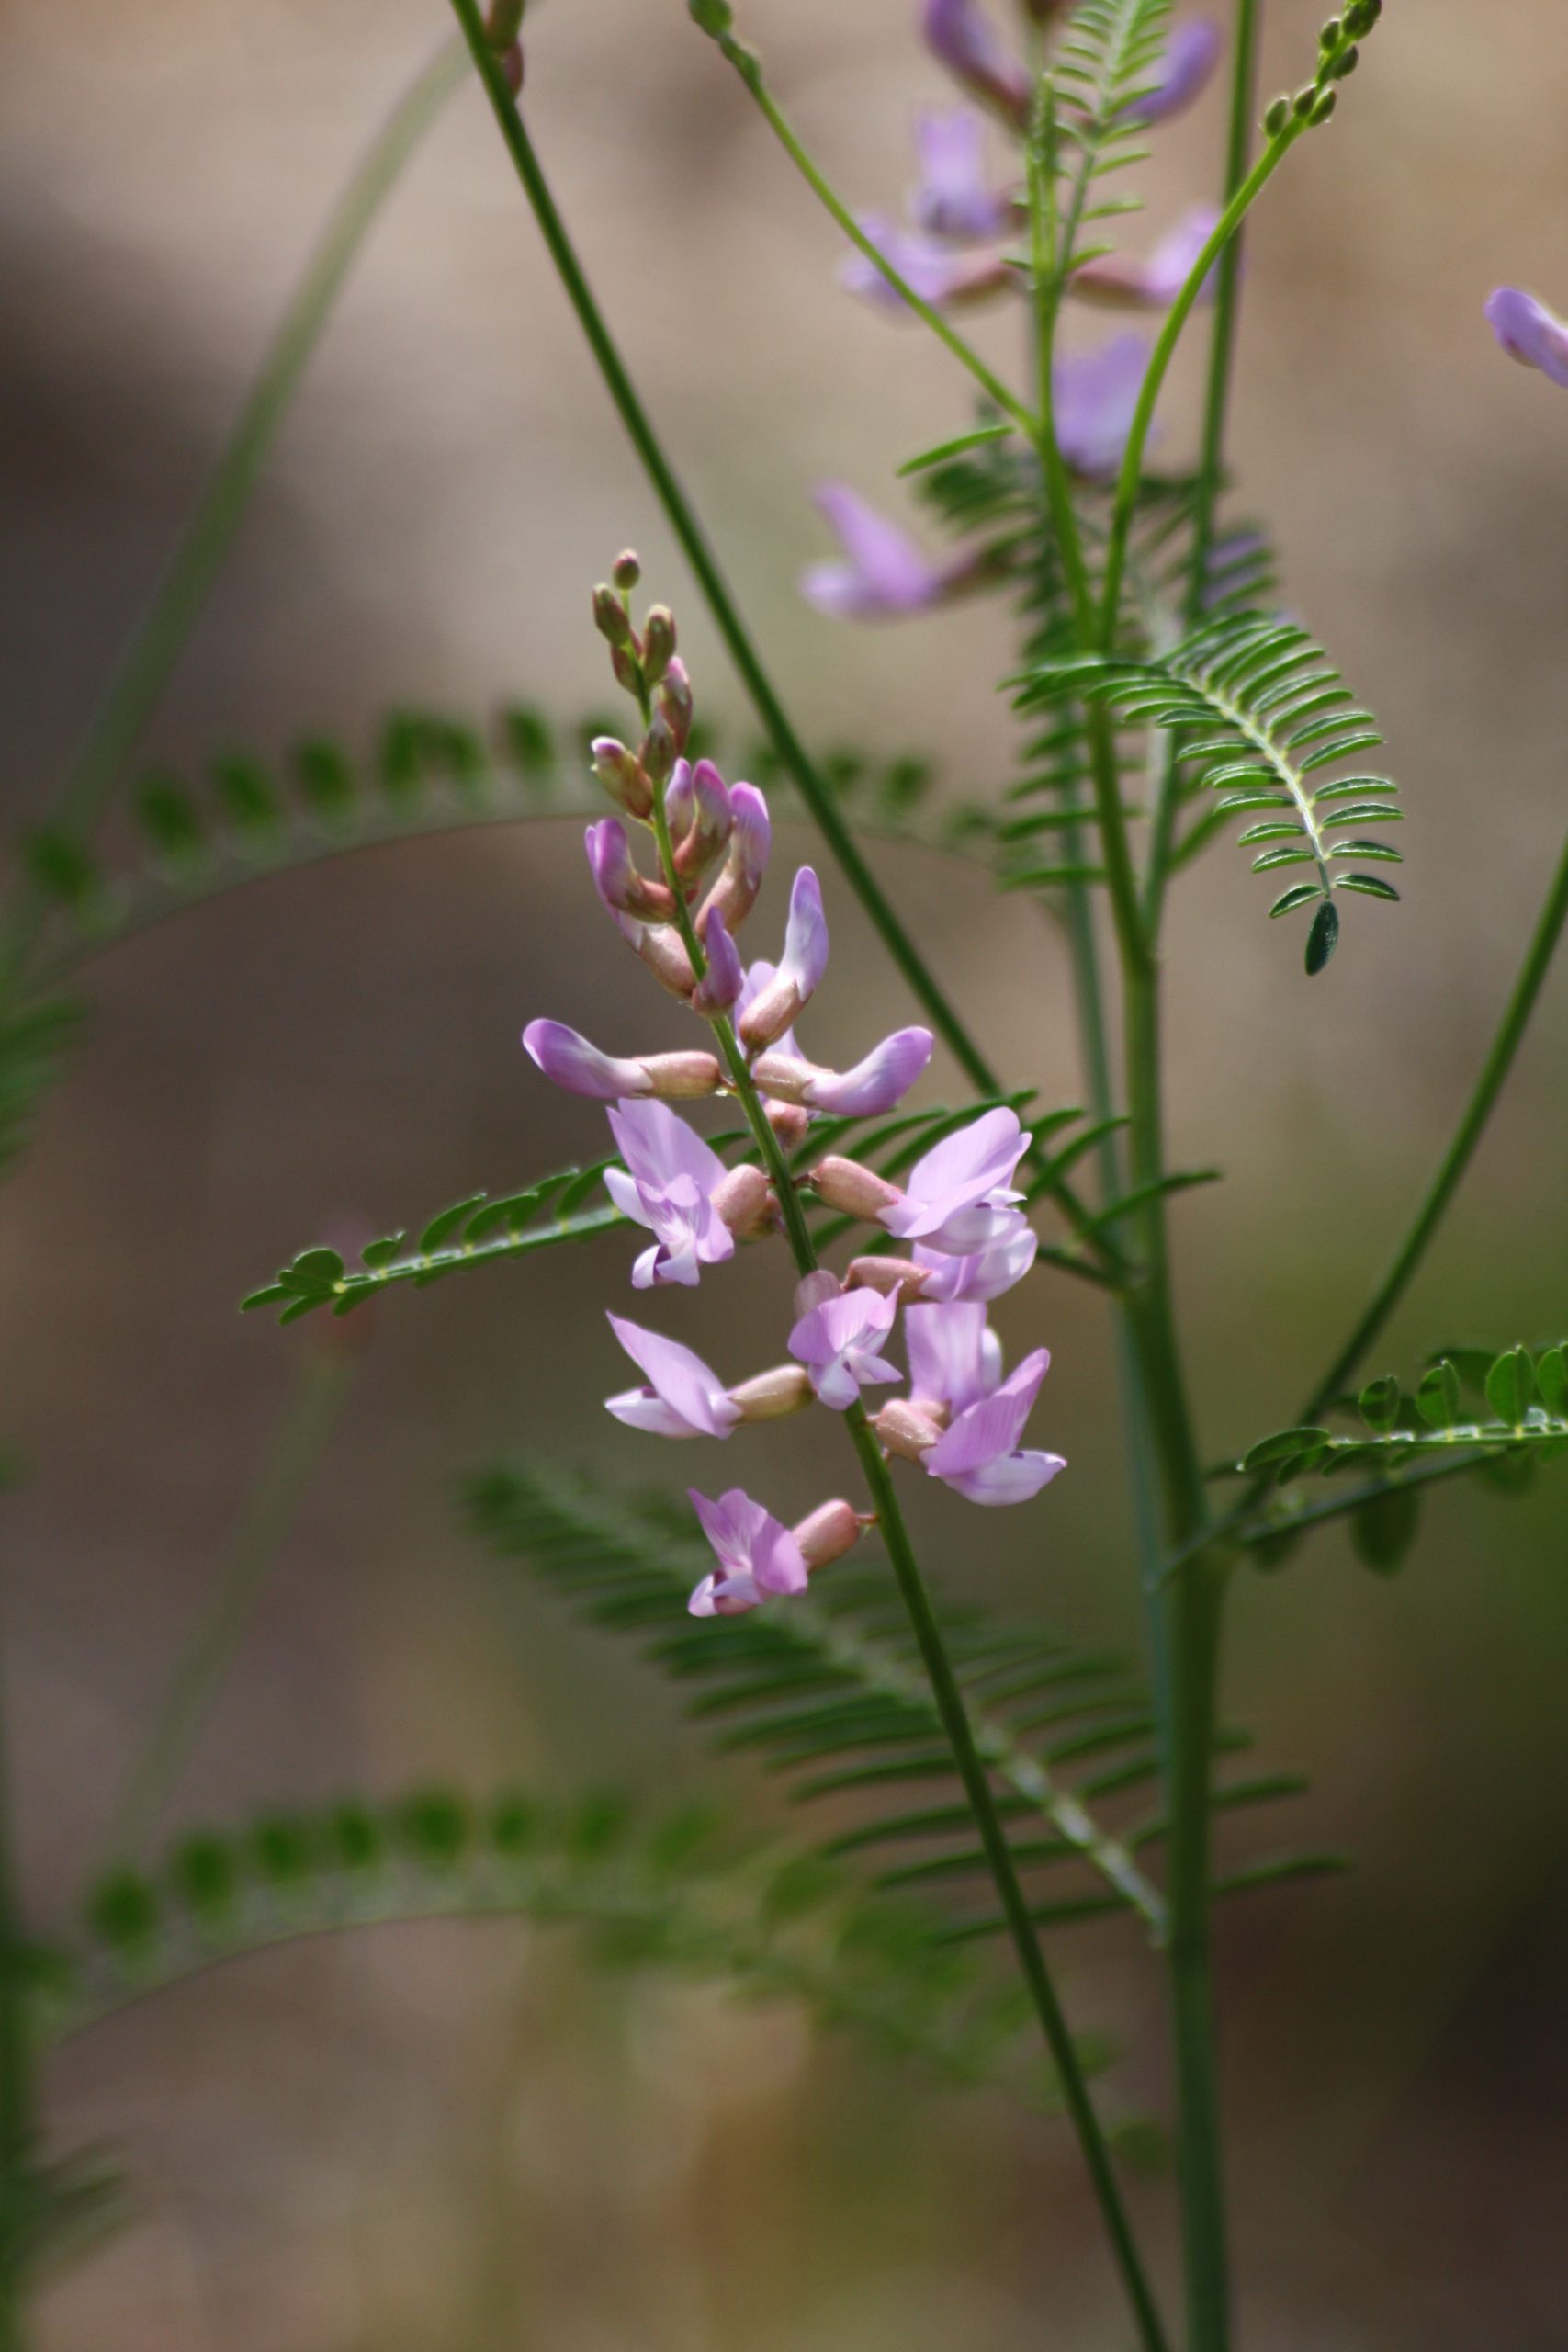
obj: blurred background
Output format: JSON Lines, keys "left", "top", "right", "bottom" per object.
{"left": 3, "top": 0, "right": 1567, "bottom": 2344}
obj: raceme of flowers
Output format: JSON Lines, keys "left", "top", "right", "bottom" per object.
{"left": 800, "top": 2, "right": 1224, "bottom": 622}
{"left": 524, "top": 559, "right": 1065, "bottom": 1616}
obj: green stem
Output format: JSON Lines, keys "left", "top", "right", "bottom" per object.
{"left": 446, "top": 5, "right": 1117, "bottom": 1275}
{"left": 716, "top": 53, "right": 1036, "bottom": 437}
{"left": 1299, "top": 817, "right": 1568, "bottom": 1421}
{"left": 1186, "top": 0, "right": 1263, "bottom": 633}
{"left": 4, "top": 37, "right": 468, "bottom": 980}
{"left": 637, "top": 752, "right": 1169, "bottom": 2352}
{"left": 104, "top": 1350, "right": 356, "bottom": 1864}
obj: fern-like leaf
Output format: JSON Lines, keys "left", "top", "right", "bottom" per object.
{"left": 43, "top": 1789, "right": 1092, "bottom": 2115}
{"left": 1023, "top": 611, "right": 1400, "bottom": 970}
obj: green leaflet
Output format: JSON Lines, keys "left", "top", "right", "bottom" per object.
{"left": 1021, "top": 610, "right": 1401, "bottom": 971}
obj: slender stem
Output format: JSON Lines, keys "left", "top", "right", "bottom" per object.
{"left": 3, "top": 37, "right": 468, "bottom": 982}
{"left": 446, "top": 5, "right": 1118, "bottom": 1273}
{"left": 637, "top": 751, "right": 1168, "bottom": 2352}
{"left": 0, "top": 1600, "right": 32, "bottom": 2352}
{"left": 104, "top": 1350, "right": 356, "bottom": 1864}
{"left": 1186, "top": 0, "right": 1264, "bottom": 632}
{"left": 718, "top": 59, "right": 1036, "bottom": 437}
{"left": 1299, "top": 818, "right": 1568, "bottom": 1420}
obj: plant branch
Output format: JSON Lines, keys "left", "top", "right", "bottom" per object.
{"left": 445, "top": 2, "right": 1120, "bottom": 1276}
{"left": 1298, "top": 819, "right": 1568, "bottom": 1420}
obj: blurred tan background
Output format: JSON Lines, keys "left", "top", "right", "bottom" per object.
{"left": 3, "top": 0, "right": 1568, "bottom": 2344}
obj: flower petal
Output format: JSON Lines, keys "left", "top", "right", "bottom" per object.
{"left": 606, "top": 1314, "right": 738, "bottom": 1438}
{"left": 911, "top": 107, "right": 1011, "bottom": 242}
{"left": 607, "top": 1098, "right": 726, "bottom": 1194}
{"left": 905, "top": 1300, "right": 995, "bottom": 1413}
{"left": 926, "top": 1347, "right": 1050, "bottom": 1476}
{"left": 524, "top": 1018, "right": 647, "bottom": 1101}
{"left": 938, "top": 1448, "right": 1067, "bottom": 1506}
{"left": 801, "top": 1027, "right": 934, "bottom": 1115}
{"left": 1485, "top": 288, "right": 1568, "bottom": 390}
{"left": 913, "top": 1219, "right": 1038, "bottom": 1301}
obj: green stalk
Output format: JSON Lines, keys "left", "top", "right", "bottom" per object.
{"left": 1298, "top": 818, "right": 1568, "bottom": 1420}
{"left": 4, "top": 36, "right": 468, "bottom": 978}
{"left": 104, "top": 1348, "right": 356, "bottom": 1863}
{"left": 637, "top": 736, "right": 1169, "bottom": 2352}
{"left": 1186, "top": 0, "right": 1263, "bottom": 633}
{"left": 446, "top": 2, "right": 1116, "bottom": 1274}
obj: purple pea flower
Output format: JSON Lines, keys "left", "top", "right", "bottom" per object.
{"left": 523, "top": 1019, "right": 720, "bottom": 1103}
{"left": 1120, "top": 19, "right": 1224, "bottom": 125}
{"left": 687, "top": 1487, "right": 809, "bottom": 1617}
{"left": 840, "top": 215, "right": 1013, "bottom": 316}
{"left": 604, "top": 1314, "right": 739, "bottom": 1439}
{"left": 604, "top": 1099, "right": 736, "bottom": 1289}
{"left": 1055, "top": 335, "right": 1151, "bottom": 479}
{"left": 788, "top": 1276, "right": 903, "bottom": 1410}
{"left": 752, "top": 1026, "right": 935, "bottom": 1117}
{"left": 923, "top": 0, "right": 1031, "bottom": 129}
{"left": 692, "top": 904, "right": 744, "bottom": 1016}
{"left": 924, "top": 1347, "right": 1066, "bottom": 1506}
{"left": 910, "top": 107, "right": 1013, "bottom": 242}
{"left": 905, "top": 1300, "right": 1002, "bottom": 1416}
{"left": 801, "top": 485, "right": 984, "bottom": 622}
{"left": 736, "top": 958, "right": 800, "bottom": 1061}
{"left": 696, "top": 781, "right": 772, "bottom": 938}
{"left": 1072, "top": 207, "right": 1220, "bottom": 311}
{"left": 585, "top": 818, "right": 673, "bottom": 932}
{"left": 880, "top": 1105, "right": 1032, "bottom": 1254}
{"left": 912, "top": 1219, "right": 1039, "bottom": 1302}
{"left": 738, "top": 868, "right": 829, "bottom": 1049}
{"left": 1485, "top": 288, "right": 1568, "bottom": 390}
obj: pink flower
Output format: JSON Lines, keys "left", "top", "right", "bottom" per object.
{"left": 692, "top": 904, "right": 744, "bottom": 1016}
{"left": 1055, "top": 335, "right": 1151, "bottom": 479}
{"left": 1486, "top": 288, "right": 1568, "bottom": 390}
{"left": 912, "top": 1221, "right": 1038, "bottom": 1302}
{"left": 911, "top": 107, "right": 1013, "bottom": 241}
{"left": 1071, "top": 207, "right": 1220, "bottom": 311}
{"left": 752, "top": 1027, "right": 935, "bottom": 1116}
{"left": 604, "top": 1315, "right": 740, "bottom": 1439}
{"left": 604, "top": 1099, "right": 737, "bottom": 1289}
{"left": 1120, "top": 19, "right": 1223, "bottom": 126}
{"left": 879, "top": 1105, "right": 1032, "bottom": 1254}
{"left": 840, "top": 217, "right": 1013, "bottom": 316}
{"left": 687, "top": 1487, "right": 809, "bottom": 1617}
{"left": 923, "top": 0, "right": 1031, "bottom": 129}
{"left": 738, "top": 868, "right": 830, "bottom": 1049}
{"left": 802, "top": 484, "right": 986, "bottom": 623}
{"left": 906, "top": 1300, "right": 1003, "bottom": 1414}
{"left": 789, "top": 1275, "right": 903, "bottom": 1410}
{"left": 524, "top": 1019, "right": 720, "bottom": 1102}
{"left": 924, "top": 1347, "right": 1066, "bottom": 1506}
{"left": 696, "top": 782, "right": 772, "bottom": 938}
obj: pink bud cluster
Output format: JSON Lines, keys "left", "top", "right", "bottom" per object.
{"left": 522, "top": 565, "right": 1065, "bottom": 1617}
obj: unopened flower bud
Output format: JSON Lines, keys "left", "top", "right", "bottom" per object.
{"left": 807, "top": 1156, "right": 905, "bottom": 1220}
{"left": 656, "top": 658, "right": 694, "bottom": 753}
{"left": 642, "top": 711, "right": 677, "bottom": 789}
{"left": 1318, "top": 13, "right": 1341, "bottom": 45}
{"left": 696, "top": 782, "right": 772, "bottom": 938}
{"left": 728, "top": 1363, "right": 813, "bottom": 1422}
{"left": 792, "top": 1498, "right": 864, "bottom": 1572}
{"left": 487, "top": 0, "right": 525, "bottom": 41}
{"left": 611, "top": 642, "right": 644, "bottom": 700}
{"left": 1309, "top": 85, "right": 1337, "bottom": 120}
{"left": 635, "top": 924, "right": 698, "bottom": 1000}
{"left": 1292, "top": 83, "right": 1317, "bottom": 116}
{"left": 591, "top": 736, "right": 652, "bottom": 820}
{"left": 766, "top": 1100, "right": 811, "bottom": 1150}
{"left": 592, "top": 582, "right": 636, "bottom": 651}
{"left": 665, "top": 757, "right": 694, "bottom": 841}
{"left": 1263, "top": 94, "right": 1290, "bottom": 135}
{"left": 874, "top": 1398, "right": 945, "bottom": 1463}
{"left": 612, "top": 549, "right": 641, "bottom": 593}
{"left": 640, "top": 1050, "right": 725, "bottom": 1098}
{"left": 711, "top": 1161, "right": 774, "bottom": 1239}
{"left": 845, "top": 1254, "right": 931, "bottom": 1302}
{"left": 500, "top": 42, "right": 524, "bottom": 92}
{"left": 673, "top": 758, "right": 734, "bottom": 888}
{"left": 642, "top": 605, "right": 676, "bottom": 685}
{"left": 1327, "top": 42, "right": 1358, "bottom": 76}
{"left": 586, "top": 819, "right": 674, "bottom": 924}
